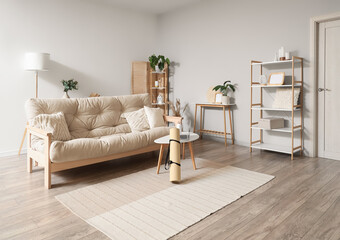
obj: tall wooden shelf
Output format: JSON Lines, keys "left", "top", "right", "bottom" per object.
{"left": 131, "top": 61, "right": 169, "bottom": 114}
{"left": 149, "top": 65, "right": 169, "bottom": 115}
{"left": 250, "top": 56, "right": 304, "bottom": 160}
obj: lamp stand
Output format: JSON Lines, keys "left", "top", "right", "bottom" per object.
{"left": 18, "top": 71, "right": 39, "bottom": 155}
{"left": 35, "top": 71, "right": 38, "bottom": 98}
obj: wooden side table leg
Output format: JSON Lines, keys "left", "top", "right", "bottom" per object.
{"left": 194, "top": 104, "right": 197, "bottom": 133}
{"left": 188, "top": 142, "right": 197, "bottom": 170}
{"left": 223, "top": 106, "right": 227, "bottom": 146}
{"left": 157, "top": 144, "right": 165, "bottom": 174}
{"left": 199, "top": 106, "right": 203, "bottom": 139}
{"left": 182, "top": 143, "right": 185, "bottom": 159}
{"left": 228, "top": 107, "right": 234, "bottom": 145}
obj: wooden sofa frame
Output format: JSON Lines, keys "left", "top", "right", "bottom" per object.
{"left": 27, "top": 115, "right": 182, "bottom": 189}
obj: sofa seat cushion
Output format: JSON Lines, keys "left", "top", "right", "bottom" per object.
{"left": 48, "top": 127, "right": 170, "bottom": 163}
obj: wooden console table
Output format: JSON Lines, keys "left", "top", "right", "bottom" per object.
{"left": 193, "top": 103, "right": 235, "bottom": 146}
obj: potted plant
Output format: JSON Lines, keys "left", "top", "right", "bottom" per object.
{"left": 61, "top": 79, "right": 78, "bottom": 98}
{"left": 148, "top": 54, "right": 170, "bottom": 72}
{"left": 213, "top": 80, "right": 236, "bottom": 104}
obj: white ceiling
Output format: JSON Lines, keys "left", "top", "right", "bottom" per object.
{"left": 97, "top": 0, "right": 202, "bottom": 15}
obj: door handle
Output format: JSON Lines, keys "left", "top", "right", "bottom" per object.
{"left": 318, "top": 88, "right": 331, "bottom": 92}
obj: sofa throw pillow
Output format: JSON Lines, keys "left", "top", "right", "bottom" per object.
{"left": 30, "top": 112, "right": 72, "bottom": 141}
{"left": 144, "top": 106, "right": 166, "bottom": 128}
{"left": 124, "top": 108, "right": 150, "bottom": 132}
{"left": 272, "top": 88, "right": 300, "bottom": 109}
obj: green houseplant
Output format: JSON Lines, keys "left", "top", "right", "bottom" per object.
{"left": 61, "top": 79, "right": 78, "bottom": 98}
{"left": 213, "top": 80, "right": 236, "bottom": 104}
{"left": 148, "top": 54, "right": 170, "bottom": 72}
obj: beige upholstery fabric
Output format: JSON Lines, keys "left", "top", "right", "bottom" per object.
{"left": 124, "top": 108, "right": 150, "bottom": 132}
{"left": 30, "top": 112, "right": 72, "bottom": 141}
{"left": 50, "top": 127, "right": 169, "bottom": 162}
{"left": 25, "top": 94, "right": 150, "bottom": 139}
{"left": 144, "top": 106, "right": 166, "bottom": 128}
{"left": 25, "top": 94, "right": 170, "bottom": 163}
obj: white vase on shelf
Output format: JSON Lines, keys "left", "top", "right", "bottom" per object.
{"left": 157, "top": 94, "right": 163, "bottom": 104}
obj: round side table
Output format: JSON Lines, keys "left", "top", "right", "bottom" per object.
{"left": 154, "top": 132, "right": 199, "bottom": 174}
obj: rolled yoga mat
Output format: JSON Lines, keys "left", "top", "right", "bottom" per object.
{"left": 169, "top": 127, "right": 181, "bottom": 183}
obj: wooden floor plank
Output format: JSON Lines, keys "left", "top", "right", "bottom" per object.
{"left": 0, "top": 140, "right": 339, "bottom": 240}
{"left": 265, "top": 174, "right": 340, "bottom": 240}
{"left": 301, "top": 197, "right": 340, "bottom": 240}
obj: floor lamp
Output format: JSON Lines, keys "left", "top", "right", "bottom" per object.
{"left": 18, "top": 53, "right": 50, "bottom": 155}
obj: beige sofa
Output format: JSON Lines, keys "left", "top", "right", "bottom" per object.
{"left": 25, "top": 94, "right": 181, "bottom": 189}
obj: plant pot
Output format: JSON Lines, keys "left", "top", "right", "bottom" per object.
{"left": 155, "top": 65, "right": 160, "bottom": 73}
{"left": 221, "top": 96, "right": 230, "bottom": 105}
{"left": 63, "top": 92, "right": 70, "bottom": 99}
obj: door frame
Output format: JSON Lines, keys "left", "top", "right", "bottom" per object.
{"left": 310, "top": 11, "right": 340, "bottom": 157}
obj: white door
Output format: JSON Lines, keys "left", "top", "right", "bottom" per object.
{"left": 318, "top": 20, "right": 340, "bottom": 160}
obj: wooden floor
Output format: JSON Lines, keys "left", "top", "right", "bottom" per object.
{"left": 0, "top": 139, "right": 339, "bottom": 240}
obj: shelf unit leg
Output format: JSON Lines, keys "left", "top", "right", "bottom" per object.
{"left": 250, "top": 62, "right": 253, "bottom": 152}
{"left": 300, "top": 58, "right": 304, "bottom": 156}
{"left": 291, "top": 57, "right": 295, "bottom": 161}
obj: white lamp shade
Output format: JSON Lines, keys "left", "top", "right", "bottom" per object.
{"left": 24, "top": 52, "right": 50, "bottom": 71}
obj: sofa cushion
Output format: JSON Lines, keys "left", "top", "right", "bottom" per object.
{"left": 30, "top": 112, "right": 72, "bottom": 141}
{"left": 124, "top": 108, "right": 150, "bottom": 132}
{"left": 144, "top": 106, "right": 166, "bottom": 128}
{"left": 25, "top": 94, "right": 151, "bottom": 139}
{"left": 48, "top": 127, "right": 170, "bottom": 163}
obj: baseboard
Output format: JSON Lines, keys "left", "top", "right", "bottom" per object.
{"left": 200, "top": 133, "right": 249, "bottom": 147}
{"left": 0, "top": 148, "right": 27, "bottom": 158}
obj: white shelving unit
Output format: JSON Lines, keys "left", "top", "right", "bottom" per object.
{"left": 251, "top": 143, "right": 301, "bottom": 154}
{"left": 250, "top": 56, "right": 304, "bottom": 160}
{"left": 251, "top": 125, "right": 301, "bottom": 133}
{"left": 251, "top": 107, "right": 301, "bottom": 111}
{"left": 251, "top": 84, "right": 301, "bottom": 88}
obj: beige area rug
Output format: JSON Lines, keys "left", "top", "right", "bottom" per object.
{"left": 56, "top": 158, "right": 274, "bottom": 240}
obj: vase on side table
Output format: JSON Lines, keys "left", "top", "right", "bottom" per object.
{"left": 221, "top": 96, "right": 230, "bottom": 105}
{"left": 63, "top": 92, "right": 70, "bottom": 98}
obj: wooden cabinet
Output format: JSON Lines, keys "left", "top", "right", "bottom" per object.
{"left": 131, "top": 61, "right": 169, "bottom": 114}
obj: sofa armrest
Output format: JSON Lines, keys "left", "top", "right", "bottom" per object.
{"left": 26, "top": 125, "right": 52, "bottom": 140}
{"left": 163, "top": 115, "right": 183, "bottom": 125}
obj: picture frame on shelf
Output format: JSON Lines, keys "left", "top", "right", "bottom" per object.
{"left": 268, "top": 72, "right": 285, "bottom": 86}
{"left": 215, "top": 93, "right": 223, "bottom": 104}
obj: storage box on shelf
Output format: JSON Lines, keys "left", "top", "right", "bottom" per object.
{"left": 250, "top": 56, "right": 304, "bottom": 160}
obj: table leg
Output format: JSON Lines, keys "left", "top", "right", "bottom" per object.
{"left": 199, "top": 106, "right": 203, "bottom": 139}
{"left": 188, "top": 142, "right": 197, "bottom": 170}
{"left": 157, "top": 144, "right": 165, "bottom": 174}
{"left": 182, "top": 143, "right": 185, "bottom": 159}
{"left": 223, "top": 106, "right": 227, "bottom": 146}
{"left": 228, "top": 107, "right": 234, "bottom": 145}
{"left": 194, "top": 104, "right": 197, "bottom": 133}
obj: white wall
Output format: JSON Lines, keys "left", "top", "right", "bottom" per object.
{"left": 158, "top": 0, "right": 340, "bottom": 156}
{"left": 0, "top": 0, "right": 157, "bottom": 156}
